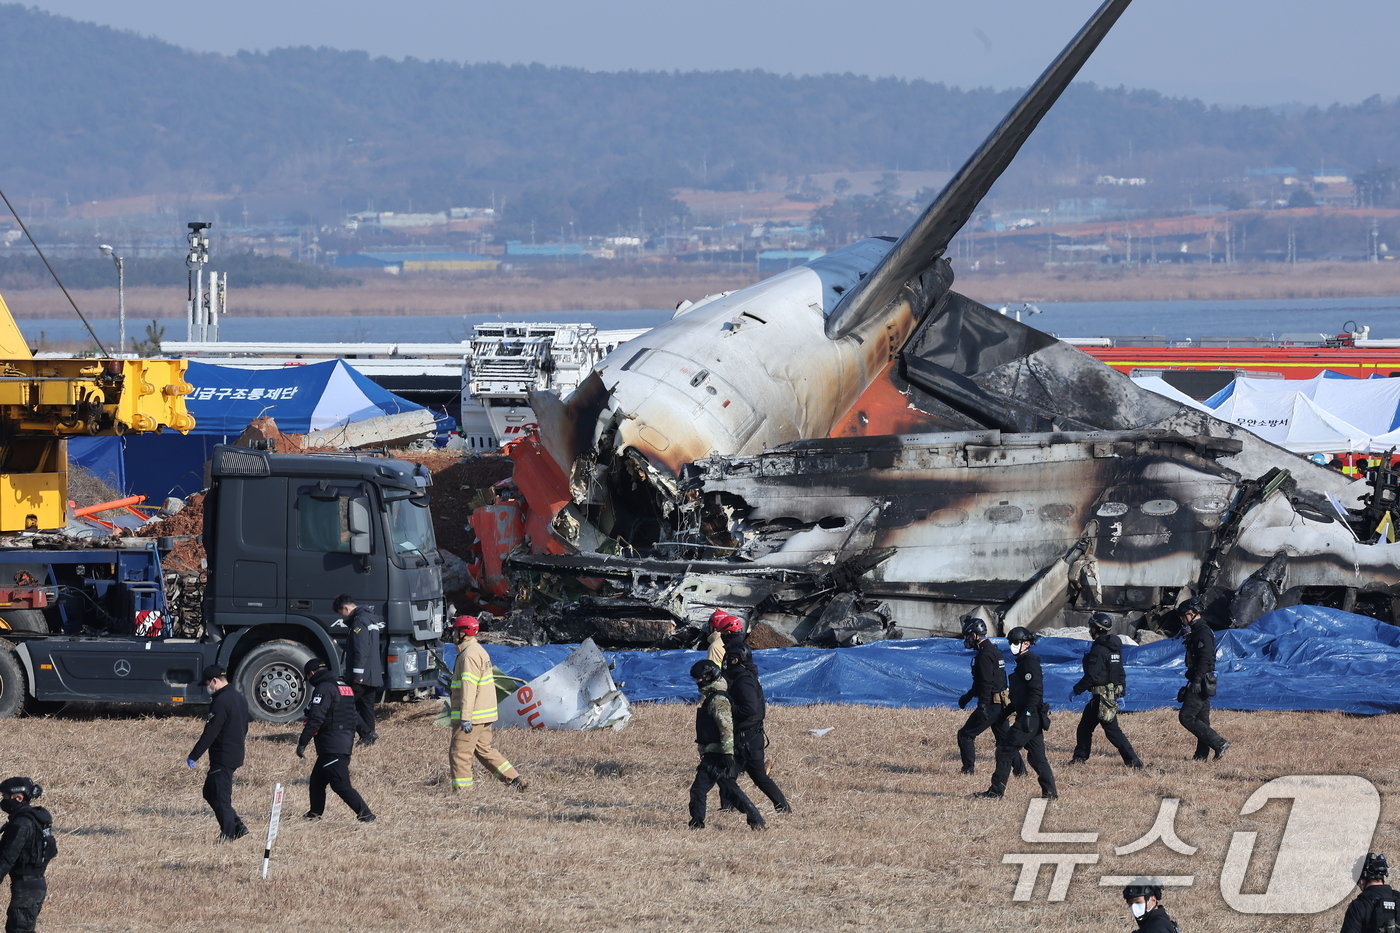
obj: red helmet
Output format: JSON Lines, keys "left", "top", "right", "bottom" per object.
{"left": 708, "top": 609, "right": 744, "bottom": 633}
{"left": 451, "top": 615, "right": 480, "bottom": 637}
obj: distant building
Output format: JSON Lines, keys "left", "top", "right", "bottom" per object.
{"left": 758, "top": 248, "right": 825, "bottom": 274}
{"left": 334, "top": 251, "right": 499, "bottom": 274}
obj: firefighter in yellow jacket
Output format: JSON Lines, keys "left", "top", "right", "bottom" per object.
{"left": 447, "top": 616, "right": 528, "bottom": 792}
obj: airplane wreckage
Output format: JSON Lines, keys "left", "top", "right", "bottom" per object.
{"left": 466, "top": 0, "right": 1400, "bottom": 649}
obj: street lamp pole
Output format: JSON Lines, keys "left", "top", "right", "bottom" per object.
{"left": 98, "top": 244, "right": 125, "bottom": 354}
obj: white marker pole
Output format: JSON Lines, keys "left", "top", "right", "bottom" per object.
{"left": 262, "top": 782, "right": 284, "bottom": 879}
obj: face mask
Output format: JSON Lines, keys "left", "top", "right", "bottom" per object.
{"left": 0, "top": 798, "right": 21, "bottom": 815}
{"left": 1130, "top": 902, "right": 1147, "bottom": 919}
{"left": 1013, "top": 642, "right": 1029, "bottom": 656}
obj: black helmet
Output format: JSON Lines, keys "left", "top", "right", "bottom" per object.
{"left": 724, "top": 643, "right": 753, "bottom": 667}
{"left": 1122, "top": 881, "right": 1163, "bottom": 902}
{"left": 689, "top": 659, "right": 721, "bottom": 685}
{"left": 1180, "top": 597, "right": 1204, "bottom": 616}
{"left": 961, "top": 616, "right": 988, "bottom": 638}
{"left": 1089, "top": 612, "right": 1114, "bottom": 633}
{"left": 303, "top": 657, "right": 328, "bottom": 677}
{"left": 1006, "top": 626, "right": 1036, "bottom": 645}
{"left": 0, "top": 776, "right": 41, "bottom": 801}
{"left": 1362, "top": 853, "right": 1390, "bottom": 881}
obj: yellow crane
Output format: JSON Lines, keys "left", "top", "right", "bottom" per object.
{"left": 0, "top": 292, "right": 193, "bottom": 531}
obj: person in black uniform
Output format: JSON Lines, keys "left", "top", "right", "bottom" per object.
{"left": 0, "top": 777, "right": 54, "bottom": 933}
{"left": 1071, "top": 612, "right": 1144, "bottom": 768}
{"left": 296, "top": 657, "right": 375, "bottom": 823}
{"left": 720, "top": 644, "right": 791, "bottom": 814}
{"left": 687, "top": 660, "right": 765, "bottom": 831}
{"left": 974, "top": 627, "right": 1057, "bottom": 800}
{"left": 1341, "top": 852, "right": 1397, "bottom": 933}
{"left": 186, "top": 664, "right": 251, "bottom": 841}
{"left": 334, "top": 594, "right": 385, "bottom": 746}
{"left": 1176, "top": 599, "right": 1229, "bottom": 760}
{"left": 956, "top": 615, "right": 1024, "bottom": 777}
{"left": 1122, "top": 881, "right": 1179, "bottom": 932}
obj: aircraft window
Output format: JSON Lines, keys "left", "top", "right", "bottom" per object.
{"left": 1096, "top": 502, "right": 1129, "bottom": 517}
{"left": 930, "top": 509, "right": 968, "bottom": 527}
{"left": 1141, "top": 499, "right": 1179, "bottom": 516}
{"left": 986, "top": 505, "right": 1024, "bottom": 524}
{"left": 1188, "top": 497, "right": 1229, "bottom": 514}
{"left": 1040, "top": 504, "right": 1076, "bottom": 522}
{"left": 817, "top": 516, "right": 848, "bottom": 529}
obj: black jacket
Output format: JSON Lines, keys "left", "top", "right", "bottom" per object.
{"left": 1008, "top": 650, "right": 1045, "bottom": 732}
{"left": 298, "top": 668, "right": 358, "bottom": 756}
{"left": 724, "top": 663, "right": 766, "bottom": 732}
{"left": 344, "top": 604, "right": 385, "bottom": 688}
{"left": 1183, "top": 620, "right": 1217, "bottom": 684}
{"left": 1341, "top": 883, "right": 1398, "bottom": 933}
{"left": 0, "top": 804, "right": 53, "bottom": 880}
{"left": 1133, "top": 904, "right": 1179, "bottom": 932}
{"left": 1076, "top": 633, "right": 1126, "bottom": 691}
{"left": 969, "top": 640, "right": 1010, "bottom": 703}
{"left": 189, "top": 683, "right": 250, "bottom": 768}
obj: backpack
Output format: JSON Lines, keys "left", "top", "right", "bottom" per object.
{"left": 1371, "top": 893, "right": 1399, "bottom": 933}
{"left": 19, "top": 810, "right": 57, "bottom": 871}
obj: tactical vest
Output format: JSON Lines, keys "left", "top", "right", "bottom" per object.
{"left": 324, "top": 681, "right": 357, "bottom": 732}
{"left": 1368, "top": 888, "right": 1399, "bottom": 933}
{"left": 695, "top": 689, "right": 728, "bottom": 747}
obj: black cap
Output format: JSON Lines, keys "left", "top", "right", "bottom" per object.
{"left": 303, "top": 657, "right": 327, "bottom": 677}
{"left": 199, "top": 664, "right": 227, "bottom": 685}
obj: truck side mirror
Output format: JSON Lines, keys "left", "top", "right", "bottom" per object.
{"left": 348, "top": 498, "right": 372, "bottom": 555}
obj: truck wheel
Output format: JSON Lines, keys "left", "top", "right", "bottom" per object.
{"left": 236, "top": 640, "right": 316, "bottom": 723}
{"left": 0, "top": 610, "right": 48, "bottom": 634}
{"left": 0, "top": 642, "right": 24, "bottom": 719}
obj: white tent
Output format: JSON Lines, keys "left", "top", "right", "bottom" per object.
{"left": 1130, "top": 375, "right": 1213, "bottom": 412}
{"left": 1201, "top": 373, "right": 1400, "bottom": 454}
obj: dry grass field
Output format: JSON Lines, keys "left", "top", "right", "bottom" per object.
{"left": 4, "top": 700, "right": 1394, "bottom": 932}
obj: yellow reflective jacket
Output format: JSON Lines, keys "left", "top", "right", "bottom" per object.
{"left": 450, "top": 638, "right": 498, "bottom": 725}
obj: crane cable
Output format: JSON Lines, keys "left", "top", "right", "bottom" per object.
{"left": 0, "top": 185, "right": 111, "bottom": 356}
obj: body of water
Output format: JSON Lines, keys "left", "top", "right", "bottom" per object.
{"left": 15, "top": 295, "right": 1400, "bottom": 347}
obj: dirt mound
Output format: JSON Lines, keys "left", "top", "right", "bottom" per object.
{"left": 390, "top": 450, "right": 513, "bottom": 558}
{"left": 140, "top": 492, "right": 206, "bottom": 573}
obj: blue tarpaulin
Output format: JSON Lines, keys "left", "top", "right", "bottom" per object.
{"left": 482, "top": 606, "right": 1400, "bottom": 714}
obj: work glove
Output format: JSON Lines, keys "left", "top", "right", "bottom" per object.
{"left": 295, "top": 744, "right": 307, "bottom": 759}
{"left": 957, "top": 692, "right": 972, "bottom": 710}
{"left": 185, "top": 758, "right": 197, "bottom": 770}
{"left": 460, "top": 721, "right": 474, "bottom": 734}
{"left": 722, "top": 754, "right": 739, "bottom": 778}
{"left": 1176, "top": 686, "right": 1188, "bottom": 703}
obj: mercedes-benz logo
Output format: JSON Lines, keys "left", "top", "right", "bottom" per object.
{"left": 113, "top": 659, "right": 131, "bottom": 677}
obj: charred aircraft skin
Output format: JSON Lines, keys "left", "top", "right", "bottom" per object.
{"left": 492, "top": 0, "right": 1400, "bottom": 645}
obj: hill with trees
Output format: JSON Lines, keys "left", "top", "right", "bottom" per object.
{"left": 3, "top": 3, "right": 1400, "bottom": 240}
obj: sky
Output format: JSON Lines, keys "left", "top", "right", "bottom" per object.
{"left": 18, "top": 0, "right": 1400, "bottom": 107}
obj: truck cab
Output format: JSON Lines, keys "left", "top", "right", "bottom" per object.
{"left": 202, "top": 444, "right": 445, "bottom": 720}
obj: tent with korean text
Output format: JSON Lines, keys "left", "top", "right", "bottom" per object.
{"left": 80, "top": 360, "right": 427, "bottom": 504}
